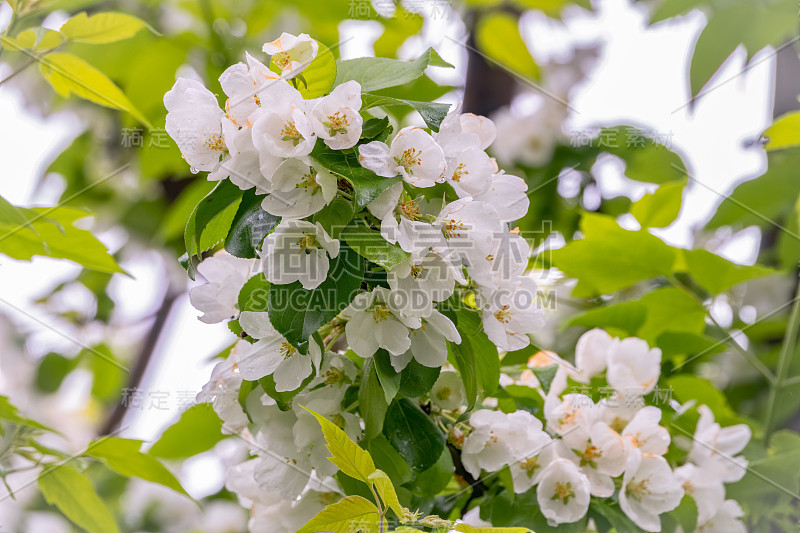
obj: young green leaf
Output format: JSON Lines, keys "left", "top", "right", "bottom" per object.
{"left": 361, "top": 93, "right": 451, "bottom": 131}
{"left": 475, "top": 12, "right": 539, "bottom": 81}
{"left": 38, "top": 464, "right": 119, "bottom": 533}
{"left": 295, "top": 495, "right": 380, "bottom": 533}
{"left": 293, "top": 41, "right": 337, "bottom": 98}
{"left": 631, "top": 179, "right": 686, "bottom": 228}
{"left": 367, "top": 469, "right": 404, "bottom": 517}
{"left": 39, "top": 53, "right": 152, "bottom": 127}
{"left": 85, "top": 437, "right": 191, "bottom": 497}
{"left": 59, "top": 12, "right": 152, "bottom": 44}
{"left": 302, "top": 406, "right": 376, "bottom": 483}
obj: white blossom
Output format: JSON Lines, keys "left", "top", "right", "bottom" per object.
{"left": 562, "top": 421, "right": 627, "bottom": 497}
{"left": 261, "top": 220, "right": 340, "bottom": 290}
{"left": 251, "top": 81, "right": 316, "bottom": 158}
{"left": 164, "top": 78, "right": 226, "bottom": 172}
{"left": 189, "top": 253, "right": 256, "bottom": 323}
{"left": 365, "top": 183, "right": 432, "bottom": 254}
{"left": 575, "top": 328, "right": 616, "bottom": 381}
{"left": 390, "top": 310, "right": 461, "bottom": 371}
{"left": 621, "top": 406, "right": 671, "bottom": 456}
{"left": 536, "top": 458, "right": 592, "bottom": 525}
{"left": 237, "top": 311, "right": 318, "bottom": 392}
{"left": 309, "top": 80, "right": 363, "bottom": 149}
{"left": 607, "top": 337, "right": 662, "bottom": 396}
{"left": 344, "top": 287, "right": 421, "bottom": 358}
{"left": 262, "top": 33, "right": 319, "bottom": 78}
{"left": 619, "top": 452, "right": 684, "bottom": 532}
{"left": 473, "top": 172, "right": 530, "bottom": 223}
{"left": 688, "top": 405, "right": 751, "bottom": 483}
{"left": 387, "top": 251, "right": 456, "bottom": 317}
{"left": 544, "top": 393, "right": 596, "bottom": 445}
{"left": 481, "top": 276, "right": 544, "bottom": 351}
{"left": 260, "top": 159, "right": 337, "bottom": 218}
{"left": 696, "top": 500, "right": 747, "bottom": 533}
{"left": 673, "top": 463, "right": 725, "bottom": 524}
{"left": 219, "top": 52, "right": 278, "bottom": 126}
{"left": 358, "top": 126, "right": 446, "bottom": 187}
{"left": 430, "top": 371, "right": 466, "bottom": 411}
{"left": 195, "top": 348, "right": 249, "bottom": 434}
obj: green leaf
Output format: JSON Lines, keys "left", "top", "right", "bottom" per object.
{"left": 635, "top": 287, "right": 707, "bottom": 344}
{"left": 312, "top": 143, "right": 401, "bottom": 207}
{"left": 382, "top": 398, "right": 445, "bottom": 471}
{"left": 360, "top": 358, "right": 390, "bottom": 440}
{"left": 303, "top": 407, "right": 376, "bottom": 483}
{"left": 681, "top": 249, "right": 777, "bottom": 296}
{"left": 567, "top": 301, "right": 647, "bottom": 337}
{"left": 665, "top": 494, "right": 698, "bottom": 533}
{"left": 551, "top": 212, "right": 677, "bottom": 297}
{"left": 59, "top": 12, "right": 152, "bottom": 44}
{"left": 409, "top": 446, "right": 454, "bottom": 497}
{"left": 38, "top": 464, "right": 119, "bottom": 533}
{"left": 601, "top": 126, "right": 687, "bottom": 184}
{"left": 707, "top": 148, "right": 800, "bottom": 229}
{"left": 689, "top": 0, "right": 797, "bottom": 99}
{"left": 0, "top": 395, "right": 53, "bottom": 432}
{"left": 259, "top": 372, "right": 314, "bottom": 411}
{"left": 366, "top": 434, "right": 414, "bottom": 486}
{"left": 631, "top": 179, "right": 686, "bottom": 228}
{"left": 475, "top": 12, "right": 539, "bottom": 81}
{"left": 455, "top": 308, "right": 500, "bottom": 398}
{"left": 0, "top": 206, "right": 124, "bottom": 274}
{"left": 373, "top": 349, "right": 401, "bottom": 404}
{"left": 184, "top": 180, "right": 243, "bottom": 277}
{"left": 148, "top": 404, "right": 226, "bottom": 459}
{"left": 360, "top": 116, "right": 392, "bottom": 141}
{"left": 313, "top": 197, "right": 354, "bottom": 239}
{"left": 295, "top": 40, "right": 337, "bottom": 98}
{"left": 763, "top": 111, "right": 800, "bottom": 151}
{"left": 334, "top": 47, "right": 453, "bottom": 92}
{"left": 398, "top": 359, "right": 441, "bottom": 398}
{"left": 238, "top": 273, "right": 270, "bottom": 313}
{"left": 341, "top": 219, "right": 410, "bottom": 270}
{"left": 531, "top": 365, "right": 558, "bottom": 395}
{"left": 448, "top": 340, "right": 478, "bottom": 411}
{"left": 361, "top": 93, "right": 451, "bottom": 132}
{"left": 368, "top": 469, "right": 404, "bottom": 517}
{"left": 86, "top": 437, "right": 190, "bottom": 497}
{"left": 295, "top": 495, "right": 380, "bottom": 533}
{"left": 268, "top": 243, "right": 364, "bottom": 345}
{"left": 35, "top": 352, "right": 79, "bottom": 393}
{"left": 1, "top": 28, "right": 63, "bottom": 51}
{"left": 666, "top": 375, "right": 746, "bottom": 426}
{"left": 224, "top": 189, "right": 279, "bottom": 258}
{"left": 39, "top": 53, "right": 151, "bottom": 127}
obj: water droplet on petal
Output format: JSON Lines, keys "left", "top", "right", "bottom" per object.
{"left": 190, "top": 166, "right": 199, "bottom": 174}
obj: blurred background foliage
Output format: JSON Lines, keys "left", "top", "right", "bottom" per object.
{"left": 1, "top": 0, "right": 800, "bottom": 531}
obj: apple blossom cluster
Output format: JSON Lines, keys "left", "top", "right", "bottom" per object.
{"left": 167, "top": 31, "right": 551, "bottom": 531}
{"left": 457, "top": 329, "right": 751, "bottom": 532}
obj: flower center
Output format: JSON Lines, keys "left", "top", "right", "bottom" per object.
{"left": 322, "top": 367, "right": 349, "bottom": 386}
{"left": 280, "top": 342, "right": 297, "bottom": 359}
{"left": 578, "top": 444, "right": 602, "bottom": 468}
{"left": 281, "top": 120, "right": 303, "bottom": 146}
{"left": 410, "top": 265, "right": 425, "bottom": 279}
{"left": 324, "top": 111, "right": 349, "bottom": 137}
{"left": 630, "top": 433, "right": 644, "bottom": 448}
{"left": 273, "top": 52, "right": 291, "bottom": 69}
{"left": 205, "top": 134, "right": 226, "bottom": 151}
{"left": 443, "top": 218, "right": 467, "bottom": 239}
{"left": 521, "top": 456, "right": 540, "bottom": 478}
{"left": 297, "top": 168, "right": 319, "bottom": 191}
{"left": 394, "top": 147, "right": 423, "bottom": 174}
{"left": 371, "top": 304, "right": 392, "bottom": 323}
{"left": 627, "top": 477, "right": 652, "bottom": 502}
{"left": 551, "top": 481, "right": 574, "bottom": 505}
{"left": 494, "top": 305, "right": 511, "bottom": 324}
{"left": 610, "top": 417, "right": 627, "bottom": 433}
{"left": 296, "top": 233, "right": 320, "bottom": 253}
{"left": 436, "top": 387, "right": 451, "bottom": 401}
{"left": 451, "top": 162, "right": 468, "bottom": 182}
{"left": 397, "top": 200, "right": 420, "bottom": 220}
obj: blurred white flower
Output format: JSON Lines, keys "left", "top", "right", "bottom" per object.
{"left": 263, "top": 32, "right": 319, "bottom": 78}
{"left": 673, "top": 463, "right": 725, "bottom": 524}
{"left": 621, "top": 406, "right": 670, "bottom": 456}
{"left": 430, "top": 371, "right": 466, "bottom": 411}
{"left": 575, "top": 328, "right": 616, "bottom": 381}
{"left": 688, "top": 405, "right": 751, "bottom": 483}
{"left": 196, "top": 347, "right": 249, "bottom": 434}
{"left": 607, "top": 337, "right": 662, "bottom": 395}
{"left": 189, "top": 253, "right": 257, "bottom": 324}
{"left": 696, "top": 500, "right": 747, "bottom": 533}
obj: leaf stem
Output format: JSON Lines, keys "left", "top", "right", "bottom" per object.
{"left": 764, "top": 276, "right": 800, "bottom": 442}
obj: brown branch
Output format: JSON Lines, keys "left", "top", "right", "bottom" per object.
{"left": 98, "top": 289, "right": 181, "bottom": 436}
